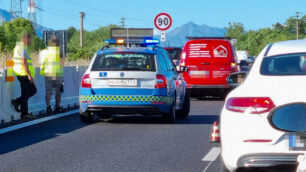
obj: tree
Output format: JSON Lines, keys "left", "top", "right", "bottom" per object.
{"left": 226, "top": 22, "right": 245, "bottom": 39}
{"left": 67, "top": 27, "right": 77, "bottom": 42}
{"left": 67, "top": 24, "right": 119, "bottom": 60}
{"left": 0, "top": 18, "right": 44, "bottom": 53}
{"left": 273, "top": 22, "right": 283, "bottom": 30}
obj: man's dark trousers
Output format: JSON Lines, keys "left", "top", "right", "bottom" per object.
{"left": 16, "top": 76, "right": 37, "bottom": 115}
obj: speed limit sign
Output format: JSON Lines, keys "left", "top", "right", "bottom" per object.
{"left": 154, "top": 13, "right": 172, "bottom": 31}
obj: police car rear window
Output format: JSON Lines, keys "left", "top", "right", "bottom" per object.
{"left": 260, "top": 53, "right": 306, "bottom": 75}
{"left": 91, "top": 53, "right": 156, "bottom": 71}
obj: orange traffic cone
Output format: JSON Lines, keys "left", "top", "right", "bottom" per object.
{"left": 210, "top": 121, "right": 220, "bottom": 143}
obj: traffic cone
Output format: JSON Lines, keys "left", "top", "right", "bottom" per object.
{"left": 210, "top": 121, "right": 220, "bottom": 143}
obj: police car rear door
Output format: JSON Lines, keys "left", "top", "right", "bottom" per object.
{"left": 89, "top": 52, "right": 157, "bottom": 89}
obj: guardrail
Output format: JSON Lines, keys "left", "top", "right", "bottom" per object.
{"left": 0, "top": 66, "right": 87, "bottom": 124}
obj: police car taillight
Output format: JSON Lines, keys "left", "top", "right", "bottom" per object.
{"left": 155, "top": 74, "right": 167, "bottom": 89}
{"left": 81, "top": 74, "right": 91, "bottom": 88}
{"left": 226, "top": 97, "right": 275, "bottom": 114}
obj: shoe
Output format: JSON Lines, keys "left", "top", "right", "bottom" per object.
{"left": 46, "top": 105, "right": 52, "bottom": 114}
{"left": 54, "top": 106, "right": 63, "bottom": 113}
{"left": 11, "top": 99, "right": 20, "bottom": 112}
{"left": 21, "top": 113, "right": 35, "bottom": 119}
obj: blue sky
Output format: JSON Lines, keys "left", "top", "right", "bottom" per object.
{"left": 0, "top": 0, "right": 305, "bottom": 31}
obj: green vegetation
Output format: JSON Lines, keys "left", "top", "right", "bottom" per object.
{"left": 0, "top": 18, "right": 44, "bottom": 53}
{"left": 226, "top": 15, "right": 306, "bottom": 56}
{"left": 67, "top": 24, "right": 118, "bottom": 61}
{"left": 1, "top": 15, "right": 305, "bottom": 60}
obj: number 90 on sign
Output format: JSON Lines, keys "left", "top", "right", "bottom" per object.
{"left": 154, "top": 13, "right": 172, "bottom": 31}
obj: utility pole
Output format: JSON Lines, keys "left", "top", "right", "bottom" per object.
{"left": 120, "top": 17, "right": 126, "bottom": 28}
{"left": 295, "top": 12, "right": 302, "bottom": 40}
{"left": 80, "top": 12, "right": 85, "bottom": 47}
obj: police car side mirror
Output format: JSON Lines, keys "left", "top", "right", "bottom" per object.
{"left": 227, "top": 72, "right": 247, "bottom": 87}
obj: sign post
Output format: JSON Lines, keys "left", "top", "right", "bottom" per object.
{"left": 154, "top": 13, "right": 172, "bottom": 42}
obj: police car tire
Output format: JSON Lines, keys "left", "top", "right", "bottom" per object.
{"left": 80, "top": 112, "right": 94, "bottom": 123}
{"left": 176, "top": 91, "right": 190, "bottom": 118}
{"left": 163, "top": 96, "right": 176, "bottom": 123}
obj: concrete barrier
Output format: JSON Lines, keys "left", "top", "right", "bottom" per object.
{"left": 0, "top": 65, "right": 87, "bottom": 124}
{"left": 0, "top": 68, "right": 19, "bottom": 124}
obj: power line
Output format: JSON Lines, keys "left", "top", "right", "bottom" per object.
{"left": 56, "top": 0, "right": 150, "bottom": 24}
{"left": 43, "top": 6, "right": 113, "bottom": 27}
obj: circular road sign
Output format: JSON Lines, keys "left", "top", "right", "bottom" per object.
{"left": 154, "top": 13, "right": 172, "bottom": 31}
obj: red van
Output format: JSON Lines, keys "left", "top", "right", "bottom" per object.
{"left": 179, "top": 37, "right": 238, "bottom": 98}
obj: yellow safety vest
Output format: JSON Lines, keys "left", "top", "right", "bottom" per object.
{"left": 40, "top": 47, "right": 63, "bottom": 77}
{"left": 13, "top": 43, "right": 35, "bottom": 77}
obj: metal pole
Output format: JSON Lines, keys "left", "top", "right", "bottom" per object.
{"left": 80, "top": 12, "right": 85, "bottom": 47}
{"left": 296, "top": 12, "right": 302, "bottom": 40}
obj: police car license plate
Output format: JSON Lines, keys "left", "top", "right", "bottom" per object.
{"left": 289, "top": 133, "right": 306, "bottom": 151}
{"left": 108, "top": 79, "right": 137, "bottom": 87}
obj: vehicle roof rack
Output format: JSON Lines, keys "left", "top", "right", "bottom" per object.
{"left": 186, "top": 37, "right": 231, "bottom": 40}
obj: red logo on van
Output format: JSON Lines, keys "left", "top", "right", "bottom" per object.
{"left": 213, "top": 45, "right": 228, "bottom": 57}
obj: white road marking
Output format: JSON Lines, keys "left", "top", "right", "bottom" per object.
{"left": 0, "top": 109, "right": 79, "bottom": 135}
{"left": 202, "top": 147, "right": 221, "bottom": 172}
{"left": 202, "top": 147, "right": 221, "bottom": 161}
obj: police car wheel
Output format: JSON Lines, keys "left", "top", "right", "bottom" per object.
{"left": 176, "top": 91, "right": 190, "bottom": 118}
{"left": 80, "top": 112, "right": 94, "bottom": 123}
{"left": 163, "top": 96, "right": 176, "bottom": 123}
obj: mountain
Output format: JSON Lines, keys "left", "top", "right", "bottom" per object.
{"left": 159, "top": 22, "right": 226, "bottom": 47}
{"left": 0, "top": 8, "right": 52, "bottom": 37}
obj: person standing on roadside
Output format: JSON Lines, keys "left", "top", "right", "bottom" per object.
{"left": 11, "top": 32, "right": 37, "bottom": 119}
{"left": 40, "top": 35, "right": 64, "bottom": 114}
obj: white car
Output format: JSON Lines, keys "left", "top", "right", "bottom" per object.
{"left": 220, "top": 40, "right": 306, "bottom": 171}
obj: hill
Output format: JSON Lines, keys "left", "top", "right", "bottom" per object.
{"left": 160, "top": 22, "right": 226, "bottom": 47}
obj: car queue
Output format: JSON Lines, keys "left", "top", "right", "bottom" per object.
{"left": 78, "top": 28, "right": 306, "bottom": 171}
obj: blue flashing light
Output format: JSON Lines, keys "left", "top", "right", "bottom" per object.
{"left": 144, "top": 39, "right": 160, "bottom": 45}
{"left": 105, "top": 39, "right": 116, "bottom": 44}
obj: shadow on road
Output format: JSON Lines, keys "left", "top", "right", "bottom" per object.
{"left": 0, "top": 114, "right": 86, "bottom": 155}
{"left": 100, "top": 114, "right": 219, "bottom": 125}
{"left": 190, "top": 96, "right": 225, "bottom": 101}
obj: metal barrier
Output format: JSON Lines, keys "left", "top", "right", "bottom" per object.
{"left": 0, "top": 65, "right": 87, "bottom": 124}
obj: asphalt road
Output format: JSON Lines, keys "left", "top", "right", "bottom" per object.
{"left": 0, "top": 99, "right": 224, "bottom": 172}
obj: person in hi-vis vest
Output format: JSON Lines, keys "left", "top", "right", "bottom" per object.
{"left": 11, "top": 32, "right": 37, "bottom": 119}
{"left": 39, "top": 35, "right": 64, "bottom": 114}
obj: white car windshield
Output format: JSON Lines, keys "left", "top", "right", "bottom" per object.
{"left": 260, "top": 53, "right": 306, "bottom": 75}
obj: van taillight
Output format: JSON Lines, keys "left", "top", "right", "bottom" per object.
{"left": 81, "top": 74, "right": 91, "bottom": 88}
{"left": 226, "top": 97, "right": 275, "bottom": 114}
{"left": 231, "top": 62, "right": 238, "bottom": 72}
{"left": 155, "top": 74, "right": 167, "bottom": 89}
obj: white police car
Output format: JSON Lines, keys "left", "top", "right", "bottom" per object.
{"left": 79, "top": 36, "right": 190, "bottom": 123}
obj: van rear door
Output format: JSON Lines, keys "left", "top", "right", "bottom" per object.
{"left": 182, "top": 39, "right": 235, "bottom": 86}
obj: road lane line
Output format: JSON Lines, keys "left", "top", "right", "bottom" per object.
{"left": 0, "top": 110, "right": 79, "bottom": 135}
{"left": 202, "top": 147, "right": 221, "bottom": 161}
{"left": 202, "top": 147, "right": 221, "bottom": 172}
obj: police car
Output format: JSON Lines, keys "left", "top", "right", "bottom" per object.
{"left": 79, "top": 29, "right": 190, "bottom": 123}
